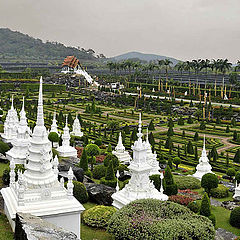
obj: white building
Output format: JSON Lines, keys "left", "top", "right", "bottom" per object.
{"left": 71, "top": 114, "right": 83, "bottom": 137}
{"left": 112, "top": 113, "right": 168, "bottom": 209}
{"left": 1, "top": 77, "right": 84, "bottom": 238}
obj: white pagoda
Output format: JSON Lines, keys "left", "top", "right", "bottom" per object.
{"left": 112, "top": 114, "right": 168, "bottom": 209}
{"left": 6, "top": 97, "right": 31, "bottom": 165}
{"left": 112, "top": 132, "right": 131, "bottom": 164}
{"left": 57, "top": 116, "right": 77, "bottom": 158}
{"left": 233, "top": 181, "right": 240, "bottom": 200}
{"left": 71, "top": 114, "right": 83, "bottom": 137}
{"left": 192, "top": 136, "right": 213, "bottom": 180}
{"left": 145, "top": 129, "right": 160, "bottom": 175}
{"left": 1, "top": 96, "right": 19, "bottom": 143}
{"left": 50, "top": 112, "right": 59, "bottom": 135}
{"left": 1, "top": 77, "right": 84, "bottom": 238}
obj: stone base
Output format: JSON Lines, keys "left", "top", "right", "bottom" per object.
{"left": 1, "top": 187, "right": 84, "bottom": 238}
{"left": 57, "top": 146, "right": 77, "bottom": 158}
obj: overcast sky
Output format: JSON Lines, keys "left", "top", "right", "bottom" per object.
{"left": 0, "top": 0, "right": 239, "bottom": 62}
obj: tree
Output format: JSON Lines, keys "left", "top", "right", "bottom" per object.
{"left": 167, "top": 126, "right": 174, "bottom": 136}
{"left": 226, "top": 125, "right": 230, "bottom": 133}
{"left": 165, "top": 137, "right": 173, "bottom": 149}
{"left": 187, "top": 115, "right": 193, "bottom": 124}
{"left": 194, "top": 132, "right": 199, "bottom": 141}
{"left": 167, "top": 158, "right": 173, "bottom": 169}
{"left": 235, "top": 171, "right": 240, "bottom": 183}
{"left": 168, "top": 118, "right": 174, "bottom": 128}
{"left": 85, "top": 144, "right": 100, "bottom": 171}
{"left": 148, "top": 119, "right": 155, "bottom": 131}
{"left": 195, "top": 145, "right": 198, "bottom": 161}
{"left": 105, "top": 160, "right": 115, "bottom": 180}
{"left": 187, "top": 141, "right": 194, "bottom": 154}
{"left": 178, "top": 116, "right": 184, "bottom": 125}
{"left": 200, "top": 193, "right": 211, "bottom": 217}
{"left": 163, "top": 165, "right": 178, "bottom": 196}
{"left": 107, "top": 144, "right": 112, "bottom": 153}
{"left": 226, "top": 153, "right": 229, "bottom": 167}
{"left": 233, "top": 130, "right": 238, "bottom": 141}
{"left": 130, "top": 128, "right": 138, "bottom": 142}
{"left": 189, "top": 100, "right": 194, "bottom": 107}
{"left": 210, "top": 146, "right": 218, "bottom": 162}
{"left": 79, "top": 148, "right": 88, "bottom": 172}
{"left": 177, "top": 145, "right": 181, "bottom": 157}
{"left": 173, "top": 157, "right": 181, "bottom": 169}
{"left": 201, "top": 173, "right": 219, "bottom": 196}
{"left": 48, "top": 132, "right": 59, "bottom": 147}
{"left": 124, "top": 124, "right": 130, "bottom": 134}
{"left": 182, "top": 130, "right": 185, "bottom": 138}
{"left": 149, "top": 132, "right": 155, "bottom": 147}
{"left": 200, "top": 121, "right": 206, "bottom": 130}
{"left": 226, "top": 168, "right": 236, "bottom": 182}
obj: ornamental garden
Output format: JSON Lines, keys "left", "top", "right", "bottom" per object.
{"left": 0, "top": 68, "right": 240, "bottom": 239}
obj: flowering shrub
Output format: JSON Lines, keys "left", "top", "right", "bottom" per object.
{"left": 83, "top": 205, "right": 116, "bottom": 229}
{"left": 108, "top": 199, "right": 215, "bottom": 240}
{"left": 169, "top": 195, "right": 194, "bottom": 206}
{"left": 95, "top": 155, "right": 105, "bottom": 163}
{"left": 178, "top": 189, "right": 202, "bottom": 200}
{"left": 76, "top": 147, "right": 84, "bottom": 158}
{"left": 210, "top": 184, "right": 229, "bottom": 198}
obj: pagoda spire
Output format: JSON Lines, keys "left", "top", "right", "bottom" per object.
{"left": 201, "top": 135, "right": 207, "bottom": 159}
{"left": 11, "top": 95, "right": 14, "bottom": 110}
{"left": 36, "top": 76, "right": 44, "bottom": 126}
{"left": 137, "top": 113, "right": 143, "bottom": 139}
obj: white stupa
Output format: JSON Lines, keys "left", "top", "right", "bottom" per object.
{"left": 1, "top": 77, "right": 84, "bottom": 238}
{"left": 192, "top": 136, "right": 213, "bottom": 180}
{"left": 233, "top": 181, "right": 240, "bottom": 200}
{"left": 57, "top": 116, "right": 77, "bottom": 158}
{"left": 50, "top": 111, "right": 59, "bottom": 135}
{"left": 6, "top": 97, "right": 32, "bottom": 165}
{"left": 145, "top": 129, "right": 160, "bottom": 175}
{"left": 112, "top": 113, "right": 168, "bottom": 209}
{"left": 1, "top": 96, "right": 19, "bottom": 142}
{"left": 71, "top": 114, "right": 83, "bottom": 137}
{"left": 112, "top": 132, "right": 131, "bottom": 164}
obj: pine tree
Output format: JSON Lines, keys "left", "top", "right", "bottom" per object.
{"left": 105, "top": 160, "right": 115, "bottom": 180}
{"left": 168, "top": 118, "right": 174, "bottom": 128}
{"left": 194, "top": 132, "right": 199, "bottom": 141}
{"left": 165, "top": 137, "right": 173, "bottom": 149}
{"left": 233, "top": 149, "right": 240, "bottom": 163}
{"left": 189, "top": 100, "right": 194, "bottom": 107}
{"left": 148, "top": 119, "right": 155, "bottom": 130}
{"left": 200, "top": 121, "right": 206, "bottom": 130}
{"left": 167, "top": 158, "right": 173, "bottom": 169}
{"left": 178, "top": 116, "right": 184, "bottom": 125}
{"left": 187, "top": 115, "right": 193, "bottom": 124}
{"left": 210, "top": 146, "right": 218, "bottom": 162}
{"left": 149, "top": 132, "right": 155, "bottom": 147}
{"left": 194, "top": 145, "right": 198, "bottom": 161}
{"left": 124, "top": 124, "right": 130, "bottom": 134}
{"left": 182, "top": 130, "right": 185, "bottom": 138}
{"left": 226, "top": 125, "right": 230, "bottom": 133}
{"left": 226, "top": 153, "right": 229, "bottom": 167}
{"left": 233, "top": 130, "right": 238, "bottom": 141}
{"left": 187, "top": 141, "right": 194, "bottom": 154}
{"left": 200, "top": 193, "right": 211, "bottom": 217}
{"left": 79, "top": 149, "right": 88, "bottom": 172}
{"left": 130, "top": 128, "right": 138, "bottom": 142}
{"left": 177, "top": 145, "right": 181, "bottom": 157}
{"left": 107, "top": 144, "right": 112, "bottom": 153}
{"left": 163, "top": 165, "right": 178, "bottom": 196}
{"left": 231, "top": 118, "right": 236, "bottom": 127}
{"left": 167, "top": 126, "right": 174, "bottom": 136}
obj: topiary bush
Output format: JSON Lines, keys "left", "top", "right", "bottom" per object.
{"left": 65, "top": 181, "right": 88, "bottom": 203}
{"left": 163, "top": 166, "right": 178, "bottom": 196}
{"left": 0, "top": 140, "right": 10, "bottom": 155}
{"left": 201, "top": 173, "right": 219, "bottom": 196}
{"left": 188, "top": 201, "right": 201, "bottom": 213}
{"left": 210, "top": 184, "right": 229, "bottom": 198}
{"left": 83, "top": 205, "right": 116, "bottom": 229}
{"left": 100, "top": 178, "right": 117, "bottom": 188}
{"left": 230, "top": 207, "right": 240, "bottom": 228}
{"left": 92, "top": 165, "right": 106, "bottom": 179}
{"left": 174, "top": 175, "right": 201, "bottom": 190}
{"left": 107, "top": 199, "right": 215, "bottom": 240}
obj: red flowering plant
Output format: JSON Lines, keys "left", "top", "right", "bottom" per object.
{"left": 178, "top": 189, "right": 201, "bottom": 200}
{"left": 95, "top": 155, "right": 106, "bottom": 163}
{"left": 169, "top": 195, "right": 194, "bottom": 206}
{"left": 76, "top": 147, "right": 84, "bottom": 158}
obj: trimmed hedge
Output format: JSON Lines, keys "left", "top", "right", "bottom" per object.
{"left": 188, "top": 201, "right": 201, "bottom": 213}
{"left": 210, "top": 184, "right": 229, "bottom": 198}
{"left": 65, "top": 181, "right": 88, "bottom": 203}
{"left": 174, "top": 175, "right": 201, "bottom": 190}
{"left": 230, "top": 207, "right": 240, "bottom": 228}
{"left": 83, "top": 205, "right": 116, "bottom": 229}
{"left": 92, "top": 165, "right": 106, "bottom": 179}
{"left": 108, "top": 199, "right": 215, "bottom": 240}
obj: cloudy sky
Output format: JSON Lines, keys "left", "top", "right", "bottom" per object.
{"left": 0, "top": 0, "right": 239, "bottom": 62}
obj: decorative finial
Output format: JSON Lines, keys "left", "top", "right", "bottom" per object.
{"left": 67, "top": 167, "right": 74, "bottom": 198}
{"left": 116, "top": 170, "right": 120, "bottom": 192}
{"left": 22, "top": 96, "right": 25, "bottom": 112}
{"left": 36, "top": 76, "right": 44, "bottom": 126}
{"left": 11, "top": 95, "right": 14, "bottom": 109}
{"left": 203, "top": 135, "right": 206, "bottom": 150}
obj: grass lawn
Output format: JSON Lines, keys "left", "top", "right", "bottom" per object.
{"left": 0, "top": 213, "right": 14, "bottom": 240}
{"left": 212, "top": 206, "right": 240, "bottom": 236}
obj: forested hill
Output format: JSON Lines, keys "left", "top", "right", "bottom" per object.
{"left": 0, "top": 28, "right": 97, "bottom": 62}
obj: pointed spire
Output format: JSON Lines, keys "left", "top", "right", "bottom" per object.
{"left": 203, "top": 135, "right": 206, "bottom": 151}
{"left": 53, "top": 111, "right": 56, "bottom": 121}
{"left": 36, "top": 76, "right": 44, "bottom": 126}
{"left": 146, "top": 128, "right": 149, "bottom": 142}
{"left": 65, "top": 115, "right": 68, "bottom": 127}
{"left": 11, "top": 95, "right": 14, "bottom": 110}
{"left": 137, "top": 113, "right": 143, "bottom": 139}
{"left": 21, "top": 96, "right": 25, "bottom": 112}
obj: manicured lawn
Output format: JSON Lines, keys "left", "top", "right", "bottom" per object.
{"left": 0, "top": 213, "right": 14, "bottom": 240}
{"left": 212, "top": 206, "right": 240, "bottom": 236}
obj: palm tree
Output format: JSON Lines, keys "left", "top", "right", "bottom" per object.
{"left": 107, "top": 62, "right": 114, "bottom": 73}
{"left": 184, "top": 61, "right": 192, "bottom": 83}
{"left": 218, "top": 59, "right": 232, "bottom": 85}
{"left": 163, "top": 59, "right": 173, "bottom": 82}
{"left": 175, "top": 62, "right": 185, "bottom": 84}
{"left": 234, "top": 60, "right": 240, "bottom": 72}
{"left": 191, "top": 59, "right": 202, "bottom": 82}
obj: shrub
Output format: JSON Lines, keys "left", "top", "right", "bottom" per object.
{"left": 200, "top": 193, "right": 211, "bottom": 217}
{"left": 94, "top": 139, "right": 102, "bottom": 146}
{"left": 104, "top": 153, "right": 119, "bottom": 169}
{"left": 174, "top": 175, "right": 201, "bottom": 190}
{"left": 83, "top": 205, "right": 116, "bottom": 229}
{"left": 226, "top": 168, "right": 236, "bottom": 181}
{"left": 100, "top": 177, "right": 117, "bottom": 188}
{"left": 84, "top": 170, "right": 93, "bottom": 178}
{"left": 164, "top": 166, "right": 178, "bottom": 196}
{"left": 149, "top": 174, "right": 161, "bottom": 190}
{"left": 48, "top": 132, "right": 59, "bottom": 147}
{"left": 117, "top": 164, "right": 128, "bottom": 173}
{"left": 208, "top": 214, "right": 216, "bottom": 227}
{"left": 236, "top": 171, "right": 240, "bottom": 183}
{"left": 107, "top": 199, "right": 215, "bottom": 240}
{"left": 188, "top": 201, "right": 201, "bottom": 213}
{"left": 79, "top": 148, "right": 88, "bottom": 172}
{"left": 210, "top": 184, "right": 229, "bottom": 198}
{"left": 0, "top": 141, "right": 10, "bottom": 155}
{"left": 173, "top": 157, "right": 181, "bottom": 169}
{"left": 92, "top": 165, "right": 106, "bottom": 179}
{"left": 230, "top": 207, "right": 240, "bottom": 228}
{"left": 201, "top": 173, "right": 219, "bottom": 196}
{"left": 105, "top": 160, "right": 115, "bottom": 180}
{"left": 71, "top": 181, "right": 88, "bottom": 203}
{"left": 169, "top": 195, "right": 194, "bottom": 206}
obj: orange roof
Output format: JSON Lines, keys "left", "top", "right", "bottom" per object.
{"left": 62, "top": 56, "right": 79, "bottom": 68}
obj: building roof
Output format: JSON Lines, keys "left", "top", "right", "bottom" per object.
{"left": 62, "top": 56, "right": 79, "bottom": 68}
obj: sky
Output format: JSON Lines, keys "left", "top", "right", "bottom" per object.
{"left": 0, "top": 0, "right": 240, "bottom": 62}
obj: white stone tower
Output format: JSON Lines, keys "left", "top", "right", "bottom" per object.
{"left": 233, "top": 181, "right": 240, "bottom": 200}
{"left": 112, "top": 113, "right": 168, "bottom": 209}
{"left": 50, "top": 111, "right": 59, "bottom": 135}
{"left": 6, "top": 97, "right": 32, "bottom": 165}
{"left": 57, "top": 116, "right": 77, "bottom": 157}
{"left": 112, "top": 132, "right": 131, "bottom": 164}
{"left": 192, "top": 135, "right": 213, "bottom": 180}
{"left": 1, "top": 95, "right": 19, "bottom": 142}
{"left": 1, "top": 77, "right": 84, "bottom": 238}
{"left": 71, "top": 114, "right": 83, "bottom": 137}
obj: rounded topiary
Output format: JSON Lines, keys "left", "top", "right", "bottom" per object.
{"left": 83, "top": 205, "right": 116, "bottom": 229}
{"left": 107, "top": 199, "right": 215, "bottom": 240}
{"left": 66, "top": 181, "right": 88, "bottom": 203}
{"left": 230, "top": 207, "right": 240, "bottom": 228}
{"left": 201, "top": 173, "right": 219, "bottom": 196}
{"left": 92, "top": 165, "right": 106, "bottom": 179}
{"left": 104, "top": 153, "right": 119, "bottom": 169}
{"left": 174, "top": 175, "right": 201, "bottom": 190}
{"left": 210, "top": 184, "right": 229, "bottom": 198}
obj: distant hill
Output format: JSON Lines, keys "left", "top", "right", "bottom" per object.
{"left": 0, "top": 28, "right": 97, "bottom": 62}
{"left": 110, "top": 51, "right": 179, "bottom": 65}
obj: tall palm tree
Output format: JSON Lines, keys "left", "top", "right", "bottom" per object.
{"left": 218, "top": 59, "right": 232, "bottom": 85}
{"left": 184, "top": 61, "right": 192, "bottom": 83}
{"left": 163, "top": 59, "right": 173, "bottom": 82}
{"left": 234, "top": 60, "right": 240, "bottom": 72}
{"left": 107, "top": 62, "right": 114, "bottom": 73}
{"left": 191, "top": 59, "right": 202, "bottom": 82}
{"left": 175, "top": 62, "right": 185, "bottom": 84}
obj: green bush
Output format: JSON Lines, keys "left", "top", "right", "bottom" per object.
{"left": 107, "top": 199, "right": 215, "bottom": 240}
{"left": 174, "top": 175, "right": 201, "bottom": 190}
{"left": 84, "top": 170, "right": 93, "bottom": 178}
{"left": 200, "top": 193, "right": 211, "bottom": 217}
{"left": 236, "top": 171, "right": 240, "bottom": 183}
{"left": 201, "top": 173, "right": 219, "bottom": 196}
{"left": 83, "top": 205, "right": 116, "bottom": 229}
{"left": 2, "top": 164, "right": 25, "bottom": 185}
{"left": 92, "top": 165, "right": 106, "bottom": 179}
{"left": 208, "top": 214, "right": 216, "bottom": 227}
{"left": 230, "top": 207, "right": 240, "bottom": 228}
{"left": 104, "top": 153, "right": 119, "bottom": 169}
{"left": 187, "top": 201, "right": 201, "bottom": 213}
{"left": 65, "top": 181, "right": 88, "bottom": 203}
{"left": 150, "top": 174, "right": 161, "bottom": 191}
{"left": 210, "top": 184, "right": 229, "bottom": 198}
{"left": 100, "top": 178, "right": 117, "bottom": 188}
{"left": 0, "top": 141, "right": 10, "bottom": 155}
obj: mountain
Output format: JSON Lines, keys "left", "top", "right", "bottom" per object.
{"left": 110, "top": 51, "right": 179, "bottom": 65}
{"left": 0, "top": 28, "right": 97, "bottom": 62}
